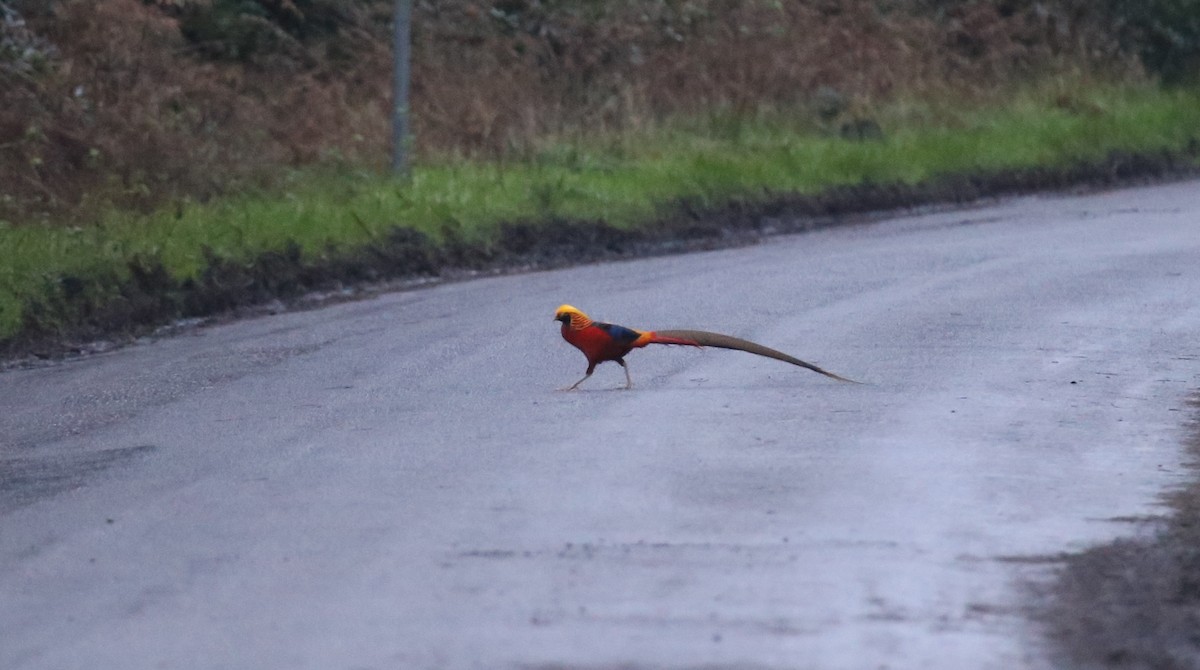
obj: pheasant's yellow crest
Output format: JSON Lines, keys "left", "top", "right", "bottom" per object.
{"left": 554, "top": 304, "right": 593, "bottom": 330}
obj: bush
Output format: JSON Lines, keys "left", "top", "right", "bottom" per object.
{"left": 176, "top": 0, "right": 360, "bottom": 62}
{"left": 0, "top": 0, "right": 1166, "bottom": 225}
{"left": 908, "top": 0, "right": 1200, "bottom": 83}
{"left": 1101, "top": 0, "right": 1200, "bottom": 83}
{"left": 0, "top": 1, "right": 57, "bottom": 75}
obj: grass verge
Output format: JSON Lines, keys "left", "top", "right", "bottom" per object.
{"left": 2, "top": 84, "right": 1199, "bottom": 359}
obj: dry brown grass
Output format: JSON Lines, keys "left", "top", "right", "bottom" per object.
{"left": 0, "top": 0, "right": 1135, "bottom": 224}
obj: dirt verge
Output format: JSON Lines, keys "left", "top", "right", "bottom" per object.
{"left": 2, "top": 145, "right": 1198, "bottom": 367}
{"left": 1038, "top": 395, "right": 1200, "bottom": 669}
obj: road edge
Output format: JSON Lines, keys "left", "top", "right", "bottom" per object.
{"left": 1036, "top": 393, "right": 1200, "bottom": 669}
{"left": 2, "top": 147, "right": 1198, "bottom": 369}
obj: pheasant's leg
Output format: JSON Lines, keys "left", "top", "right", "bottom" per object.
{"left": 618, "top": 360, "right": 633, "bottom": 389}
{"left": 560, "top": 372, "right": 591, "bottom": 391}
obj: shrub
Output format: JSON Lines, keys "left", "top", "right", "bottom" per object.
{"left": 0, "top": 0, "right": 1163, "bottom": 225}
{"left": 0, "top": 1, "right": 57, "bottom": 75}
{"left": 175, "top": 0, "right": 363, "bottom": 62}
{"left": 1101, "top": 0, "right": 1200, "bottom": 83}
{"left": 912, "top": 0, "right": 1200, "bottom": 83}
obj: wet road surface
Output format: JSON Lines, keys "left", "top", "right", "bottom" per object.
{"left": 2, "top": 181, "right": 1199, "bottom": 669}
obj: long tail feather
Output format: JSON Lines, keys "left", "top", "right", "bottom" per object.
{"left": 644, "top": 333, "right": 704, "bottom": 347}
{"left": 654, "top": 329, "right": 860, "bottom": 383}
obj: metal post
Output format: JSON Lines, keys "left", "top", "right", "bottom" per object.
{"left": 391, "top": 0, "right": 412, "bottom": 176}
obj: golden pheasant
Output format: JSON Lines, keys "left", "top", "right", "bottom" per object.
{"left": 554, "top": 304, "right": 857, "bottom": 390}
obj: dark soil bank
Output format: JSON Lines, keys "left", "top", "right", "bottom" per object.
{"left": 3, "top": 148, "right": 1197, "bottom": 364}
{"left": 1040, "top": 396, "right": 1200, "bottom": 670}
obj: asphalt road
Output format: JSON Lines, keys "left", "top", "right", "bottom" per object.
{"left": 2, "top": 181, "right": 1198, "bottom": 670}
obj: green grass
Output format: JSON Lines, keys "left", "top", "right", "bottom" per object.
{"left": 2, "top": 84, "right": 1199, "bottom": 342}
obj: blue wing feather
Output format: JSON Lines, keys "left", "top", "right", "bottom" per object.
{"left": 595, "top": 322, "right": 642, "bottom": 346}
